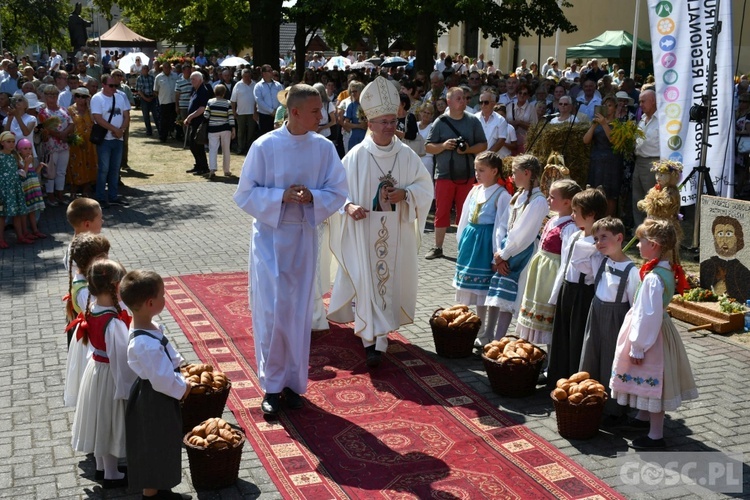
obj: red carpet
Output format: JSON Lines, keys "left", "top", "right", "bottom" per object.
{"left": 165, "top": 272, "right": 623, "bottom": 499}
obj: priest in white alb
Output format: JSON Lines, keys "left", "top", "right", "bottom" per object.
{"left": 233, "top": 84, "right": 348, "bottom": 415}
{"left": 328, "top": 77, "right": 434, "bottom": 367}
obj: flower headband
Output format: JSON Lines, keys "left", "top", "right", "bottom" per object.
{"left": 650, "top": 159, "right": 684, "bottom": 174}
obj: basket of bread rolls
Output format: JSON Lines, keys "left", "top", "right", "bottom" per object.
{"left": 480, "top": 336, "right": 546, "bottom": 397}
{"left": 429, "top": 305, "right": 482, "bottom": 358}
{"left": 550, "top": 371, "right": 608, "bottom": 439}
{"left": 180, "top": 363, "right": 232, "bottom": 433}
{"left": 183, "top": 417, "right": 245, "bottom": 489}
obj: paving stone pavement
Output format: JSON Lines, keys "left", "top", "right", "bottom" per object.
{"left": 2, "top": 180, "right": 750, "bottom": 499}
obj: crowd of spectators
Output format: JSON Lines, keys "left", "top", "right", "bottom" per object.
{"left": 2, "top": 46, "right": 748, "bottom": 214}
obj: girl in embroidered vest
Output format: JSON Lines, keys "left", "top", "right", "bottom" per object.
{"left": 611, "top": 219, "right": 697, "bottom": 449}
{"left": 65, "top": 233, "right": 111, "bottom": 341}
{"left": 71, "top": 259, "right": 135, "bottom": 488}
{"left": 572, "top": 217, "right": 640, "bottom": 420}
{"left": 454, "top": 152, "right": 512, "bottom": 345}
{"left": 546, "top": 188, "right": 608, "bottom": 387}
{"left": 485, "top": 154, "right": 548, "bottom": 339}
{"left": 64, "top": 233, "right": 111, "bottom": 408}
{"left": 515, "top": 179, "right": 581, "bottom": 346}
{"left": 122, "top": 270, "right": 192, "bottom": 498}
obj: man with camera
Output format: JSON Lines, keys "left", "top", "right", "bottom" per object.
{"left": 425, "top": 87, "right": 487, "bottom": 259}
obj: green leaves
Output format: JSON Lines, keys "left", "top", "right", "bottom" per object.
{"left": 1, "top": 0, "right": 68, "bottom": 53}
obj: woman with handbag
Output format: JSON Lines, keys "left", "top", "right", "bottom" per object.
{"left": 312, "top": 83, "right": 336, "bottom": 140}
{"left": 203, "top": 84, "right": 235, "bottom": 180}
{"left": 396, "top": 94, "right": 423, "bottom": 157}
{"left": 67, "top": 88, "right": 97, "bottom": 198}
{"left": 417, "top": 103, "right": 435, "bottom": 178}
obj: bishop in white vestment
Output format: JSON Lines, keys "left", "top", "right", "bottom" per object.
{"left": 234, "top": 85, "right": 348, "bottom": 414}
{"left": 328, "top": 77, "right": 434, "bottom": 367}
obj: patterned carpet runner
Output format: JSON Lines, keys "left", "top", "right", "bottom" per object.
{"left": 164, "top": 272, "right": 622, "bottom": 499}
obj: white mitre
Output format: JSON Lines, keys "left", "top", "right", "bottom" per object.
{"left": 360, "top": 76, "right": 400, "bottom": 119}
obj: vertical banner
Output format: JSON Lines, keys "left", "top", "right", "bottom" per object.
{"left": 647, "top": 0, "right": 735, "bottom": 205}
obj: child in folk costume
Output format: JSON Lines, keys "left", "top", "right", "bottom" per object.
{"left": 485, "top": 154, "right": 549, "bottom": 339}
{"left": 453, "top": 151, "right": 512, "bottom": 346}
{"left": 611, "top": 219, "right": 697, "bottom": 449}
{"left": 122, "top": 270, "right": 192, "bottom": 499}
{"left": 571, "top": 217, "right": 640, "bottom": 421}
{"left": 63, "top": 233, "right": 111, "bottom": 407}
{"left": 0, "top": 131, "right": 30, "bottom": 248}
{"left": 16, "top": 139, "right": 46, "bottom": 239}
{"left": 71, "top": 259, "right": 135, "bottom": 489}
{"left": 546, "top": 188, "right": 608, "bottom": 387}
{"left": 515, "top": 179, "right": 581, "bottom": 345}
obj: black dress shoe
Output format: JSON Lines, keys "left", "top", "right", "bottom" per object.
{"left": 282, "top": 388, "right": 304, "bottom": 409}
{"left": 618, "top": 417, "right": 651, "bottom": 430}
{"left": 365, "top": 345, "right": 381, "bottom": 368}
{"left": 103, "top": 476, "right": 128, "bottom": 489}
{"left": 631, "top": 436, "right": 666, "bottom": 450}
{"left": 185, "top": 167, "right": 199, "bottom": 174}
{"left": 192, "top": 170, "right": 209, "bottom": 176}
{"left": 261, "top": 393, "right": 281, "bottom": 415}
{"left": 152, "top": 490, "right": 193, "bottom": 499}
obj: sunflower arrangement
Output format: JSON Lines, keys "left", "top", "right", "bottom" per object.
{"left": 609, "top": 120, "right": 644, "bottom": 160}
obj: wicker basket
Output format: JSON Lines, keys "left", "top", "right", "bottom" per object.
{"left": 481, "top": 337, "right": 546, "bottom": 397}
{"left": 181, "top": 382, "right": 232, "bottom": 433}
{"left": 429, "top": 308, "right": 481, "bottom": 358}
{"left": 184, "top": 430, "right": 245, "bottom": 489}
{"left": 551, "top": 392, "right": 607, "bottom": 440}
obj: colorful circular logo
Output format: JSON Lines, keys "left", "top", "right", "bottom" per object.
{"left": 659, "top": 36, "right": 677, "bottom": 52}
{"left": 663, "top": 69, "right": 679, "bottom": 85}
{"left": 655, "top": 1, "right": 674, "bottom": 17}
{"left": 669, "top": 152, "right": 683, "bottom": 163}
{"left": 667, "top": 135, "right": 683, "bottom": 151}
{"left": 665, "top": 103, "right": 682, "bottom": 119}
{"left": 663, "top": 86, "right": 680, "bottom": 102}
{"left": 658, "top": 18, "right": 676, "bottom": 35}
{"left": 661, "top": 53, "right": 677, "bottom": 69}
{"left": 666, "top": 120, "right": 682, "bottom": 135}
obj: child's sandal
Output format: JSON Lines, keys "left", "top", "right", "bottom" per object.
{"left": 33, "top": 231, "right": 47, "bottom": 239}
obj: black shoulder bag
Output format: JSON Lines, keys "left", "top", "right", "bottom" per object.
{"left": 90, "top": 95, "right": 116, "bottom": 145}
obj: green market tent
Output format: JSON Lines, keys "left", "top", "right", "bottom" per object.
{"left": 565, "top": 30, "right": 651, "bottom": 60}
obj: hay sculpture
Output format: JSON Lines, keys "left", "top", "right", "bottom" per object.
{"left": 540, "top": 151, "right": 571, "bottom": 197}
{"left": 525, "top": 122, "right": 591, "bottom": 188}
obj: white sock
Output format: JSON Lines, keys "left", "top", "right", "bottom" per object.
{"left": 648, "top": 411, "right": 665, "bottom": 440}
{"left": 476, "top": 305, "right": 488, "bottom": 340}
{"left": 494, "top": 311, "right": 513, "bottom": 340}
{"left": 102, "top": 454, "right": 124, "bottom": 480}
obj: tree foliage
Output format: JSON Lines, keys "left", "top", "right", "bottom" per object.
{"left": 0, "top": 0, "right": 69, "bottom": 54}
{"left": 107, "top": 0, "right": 252, "bottom": 53}
{"left": 317, "top": 0, "right": 577, "bottom": 74}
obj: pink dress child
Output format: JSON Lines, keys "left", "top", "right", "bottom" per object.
{"left": 610, "top": 263, "right": 698, "bottom": 412}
